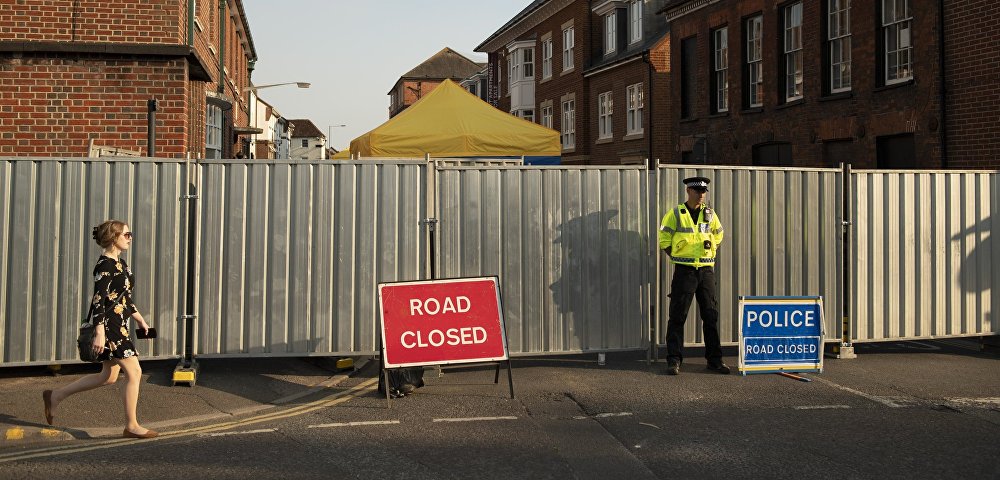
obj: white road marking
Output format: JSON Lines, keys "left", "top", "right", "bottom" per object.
{"left": 574, "top": 412, "right": 633, "bottom": 420}
{"left": 432, "top": 416, "right": 518, "bottom": 423}
{"left": 809, "top": 376, "right": 907, "bottom": 408}
{"left": 308, "top": 420, "right": 400, "bottom": 429}
{"left": 793, "top": 405, "right": 851, "bottom": 410}
{"left": 197, "top": 428, "right": 277, "bottom": 437}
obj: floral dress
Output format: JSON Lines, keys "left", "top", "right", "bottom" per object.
{"left": 88, "top": 255, "right": 139, "bottom": 360}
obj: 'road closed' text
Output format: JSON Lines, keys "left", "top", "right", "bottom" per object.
{"left": 400, "top": 327, "right": 488, "bottom": 349}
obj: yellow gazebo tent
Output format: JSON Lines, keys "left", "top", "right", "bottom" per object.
{"left": 330, "top": 148, "right": 351, "bottom": 159}
{"left": 350, "top": 79, "right": 559, "bottom": 163}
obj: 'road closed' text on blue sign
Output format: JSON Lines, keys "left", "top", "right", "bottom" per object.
{"left": 738, "top": 296, "right": 825, "bottom": 375}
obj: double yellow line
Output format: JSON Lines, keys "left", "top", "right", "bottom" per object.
{"left": 0, "top": 377, "right": 377, "bottom": 464}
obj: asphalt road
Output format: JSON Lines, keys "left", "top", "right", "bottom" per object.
{"left": 1, "top": 339, "right": 998, "bottom": 479}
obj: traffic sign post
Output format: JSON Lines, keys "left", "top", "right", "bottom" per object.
{"left": 378, "top": 276, "right": 513, "bottom": 403}
{"left": 738, "top": 296, "right": 825, "bottom": 375}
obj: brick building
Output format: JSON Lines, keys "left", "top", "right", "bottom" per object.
{"left": 388, "top": 47, "right": 485, "bottom": 118}
{"left": 476, "top": 0, "right": 673, "bottom": 165}
{"left": 661, "top": 0, "right": 1000, "bottom": 169}
{"left": 0, "top": 0, "right": 257, "bottom": 159}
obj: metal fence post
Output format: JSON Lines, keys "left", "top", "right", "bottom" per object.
{"left": 837, "top": 162, "right": 857, "bottom": 359}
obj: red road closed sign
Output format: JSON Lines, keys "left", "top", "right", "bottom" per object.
{"left": 378, "top": 277, "right": 508, "bottom": 368}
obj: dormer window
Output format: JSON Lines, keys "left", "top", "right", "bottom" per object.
{"left": 605, "top": 12, "right": 617, "bottom": 55}
{"left": 628, "top": 0, "right": 642, "bottom": 44}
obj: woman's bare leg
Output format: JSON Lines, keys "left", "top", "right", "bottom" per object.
{"left": 115, "top": 356, "right": 150, "bottom": 434}
{"left": 50, "top": 361, "right": 120, "bottom": 409}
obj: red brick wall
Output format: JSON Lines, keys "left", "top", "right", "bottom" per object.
{"left": 0, "top": 0, "right": 184, "bottom": 44}
{"left": 0, "top": 54, "right": 188, "bottom": 156}
{"left": 489, "top": 1, "right": 592, "bottom": 163}
{"left": 589, "top": 61, "right": 655, "bottom": 165}
{"left": 943, "top": 0, "right": 1000, "bottom": 169}
{"left": 667, "top": 0, "right": 950, "bottom": 168}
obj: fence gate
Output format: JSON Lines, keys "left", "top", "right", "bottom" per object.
{"left": 434, "top": 164, "right": 650, "bottom": 356}
{"left": 192, "top": 159, "right": 427, "bottom": 358}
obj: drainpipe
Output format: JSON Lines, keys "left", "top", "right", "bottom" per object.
{"left": 218, "top": 0, "right": 226, "bottom": 94}
{"left": 187, "top": 0, "right": 194, "bottom": 46}
{"left": 643, "top": 52, "right": 654, "bottom": 168}
{"left": 937, "top": 0, "right": 948, "bottom": 168}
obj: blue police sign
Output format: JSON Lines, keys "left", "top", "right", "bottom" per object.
{"left": 738, "top": 296, "right": 825, "bottom": 375}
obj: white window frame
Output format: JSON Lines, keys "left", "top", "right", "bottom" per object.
{"left": 542, "top": 38, "right": 553, "bottom": 79}
{"left": 605, "top": 12, "right": 617, "bottom": 55}
{"left": 508, "top": 55, "right": 517, "bottom": 89}
{"left": 542, "top": 105, "right": 553, "bottom": 129}
{"left": 714, "top": 27, "right": 729, "bottom": 113}
{"left": 629, "top": 0, "right": 643, "bottom": 44}
{"left": 746, "top": 15, "right": 763, "bottom": 108}
{"left": 784, "top": 3, "right": 803, "bottom": 101}
{"left": 882, "top": 0, "right": 912, "bottom": 84}
{"left": 829, "top": 0, "right": 852, "bottom": 93}
{"left": 206, "top": 104, "right": 222, "bottom": 159}
{"left": 561, "top": 99, "right": 575, "bottom": 149}
{"left": 598, "top": 92, "right": 613, "bottom": 139}
{"left": 522, "top": 48, "right": 534, "bottom": 79}
{"left": 627, "top": 83, "right": 644, "bottom": 134}
{"left": 563, "top": 27, "right": 575, "bottom": 71}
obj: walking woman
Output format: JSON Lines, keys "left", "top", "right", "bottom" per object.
{"left": 42, "top": 220, "right": 158, "bottom": 439}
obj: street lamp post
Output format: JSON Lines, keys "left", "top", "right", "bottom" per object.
{"left": 328, "top": 124, "right": 347, "bottom": 154}
{"left": 245, "top": 81, "right": 310, "bottom": 159}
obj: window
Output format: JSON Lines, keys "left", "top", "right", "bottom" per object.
{"left": 542, "top": 38, "right": 553, "bottom": 78}
{"left": 828, "top": 0, "right": 852, "bottom": 92}
{"left": 713, "top": 27, "right": 729, "bottom": 113}
{"left": 522, "top": 109, "right": 534, "bottom": 123}
{"left": 629, "top": 0, "right": 643, "bottom": 44}
{"left": 876, "top": 134, "right": 915, "bottom": 167}
{"left": 508, "top": 55, "right": 516, "bottom": 90}
{"left": 561, "top": 99, "right": 575, "bottom": 149}
{"left": 563, "top": 27, "right": 575, "bottom": 70}
{"left": 522, "top": 48, "right": 534, "bottom": 79}
{"left": 301, "top": 139, "right": 308, "bottom": 148}
{"left": 598, "top": 92, "right": 613, "bottom": 139}
{"left": 605, "top": 12, "right": 617, "bottom": 55}
{"left": 752, "top": 142, "right": 792, "bottom": 166}
{"left": 680, "top": 36, "right": 697, "bottom": 119}
{"left": 205, "top": 104, "right": 222, "bottom": 159}
{"left": 745, "top": 15, "right": 763, "bottom": 108}
{"left": 784, "top": 3, "right": 803, "bottom": 101}
{"left": 542, "top": 104, "right": 553, "bottom": 129}
{"left": 882, "top": 0, "right": 912, "bottom": 84}
{"left": 627, "top": 83, "right": 644, "bottom": 134}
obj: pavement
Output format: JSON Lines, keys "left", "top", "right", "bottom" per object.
{"left": 0, "top": 356, "right": 364, "bottom": 445}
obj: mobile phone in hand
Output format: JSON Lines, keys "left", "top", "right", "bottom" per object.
{"left": 135, "top": 327, "right": 157, "bottom": 339}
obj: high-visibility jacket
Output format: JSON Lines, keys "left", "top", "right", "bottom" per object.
{"left": 658, "top": 203, "right": 724, "bottom": 267}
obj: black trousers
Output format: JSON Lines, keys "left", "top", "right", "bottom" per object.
{"left": 666, "top": 264, "right": 723, "bottom": 364}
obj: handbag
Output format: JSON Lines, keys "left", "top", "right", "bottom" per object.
{"left": 77, "top": 310, "right": 102, "bottom": 363}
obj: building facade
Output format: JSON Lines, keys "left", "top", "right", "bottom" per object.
{"left": 388, "top": 47, "right": 485, "bottom": 118}
{"left": 662, "top": 0, "right": 999, "bottom": 169}
{"left": 0, "top": 0, "right": 257, "bottom": 159}
{"left": 287, "top": 119, "right": 326, "bottom": 160}
{"left": 476, "top": 0, "right": 672, "bottom": 165}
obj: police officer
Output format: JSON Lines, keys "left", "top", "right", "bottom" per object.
{"left": 659, "top": 176, "right": 729, "bottom": 375}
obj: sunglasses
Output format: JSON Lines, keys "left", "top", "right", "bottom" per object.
{"left": 122, "top": 232, "right": 133, "bottom": 240}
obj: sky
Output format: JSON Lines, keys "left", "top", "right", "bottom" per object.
{"left": 241, "top": 1, "right": 531, "bottom": 151}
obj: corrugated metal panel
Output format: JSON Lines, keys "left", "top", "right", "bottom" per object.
{"left": 435, "top": 165, "right": 649, "bottom": 355}
{"left": 852, "top": 170, "right": 997, "bottom": 341}
{"left": 0, "top": 157, "right": 187, "bottom": 366}
{"left": 655, "top": 166, "right": 843, "bottom": 347}
{"left": 194, "top": 159, "right": 426, "bottom": 357}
